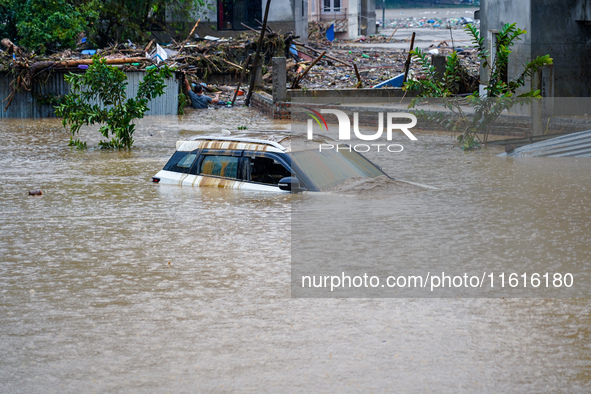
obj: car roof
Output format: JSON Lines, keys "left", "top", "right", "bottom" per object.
{"left": 175, "top": 131, "right": 336, "bottom": 153}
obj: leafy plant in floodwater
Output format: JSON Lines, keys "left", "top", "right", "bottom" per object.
{"left": 55, "top": 55, "right": 172, "bottom": 149}
{"left": 178, "top": 92, "right": 189, "bottom": 115}
{"left": 68, "top": 138, "right": 87, "bottom": 150}
{"left": 237, "top": 125, "right": 248, "bottom": 130}
{"left": 404, "top": 23, "right": 553, "bottom": 151}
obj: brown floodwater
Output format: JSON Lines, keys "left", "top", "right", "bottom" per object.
{"left": 1, "top": 108, "right": 590, "bottom": 392}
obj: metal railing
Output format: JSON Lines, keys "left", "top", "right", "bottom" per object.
{"left": 319, "top": 7, "right": 347, "bottom": 21}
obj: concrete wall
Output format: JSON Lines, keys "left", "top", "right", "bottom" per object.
{"left": 347, "top": 0, "right": 360, "bottom": 39}
{"left": 481, "top": 0, "right": 591, "bottom": 97}
{"left": 360, "top": 0, "right": 376, "bottom": 36}
{"left": 480, "top": 0, "right": 532, "bottom": 95}
{"left": 531, "top": 0, "right": 591, "bottom": 97}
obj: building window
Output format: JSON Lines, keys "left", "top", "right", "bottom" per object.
{"left": 323, "top": 0, "right": 342, "bottom": 13}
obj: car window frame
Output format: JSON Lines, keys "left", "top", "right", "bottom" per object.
{"left": 242, "top": 151, "right": 302, "bottom": 187}
{"left": 163, "top": 150, "right": 201, "bottom": 174}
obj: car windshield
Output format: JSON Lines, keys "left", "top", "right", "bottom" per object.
{"left": 291, "top": 148, "right": 385, "bottom": 190}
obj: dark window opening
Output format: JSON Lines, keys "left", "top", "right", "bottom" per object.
{"left": 248, "top": 157, "right": 290, "bottom": 185}
{"left": 163, "top": 152, "right": 198, "bottom": 174}
{"left": 218, "top": 0, "right": 262, "bottom": 30}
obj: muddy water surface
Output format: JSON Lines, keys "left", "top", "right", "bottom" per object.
{"left": 1, "top": 108, "right": 590, "bottom": 391}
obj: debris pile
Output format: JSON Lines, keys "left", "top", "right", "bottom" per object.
{"left": 0, "top": 21, "right": 291, "bottom": 108}
{"left": 1, "top": 18, "right": 481, "bottom": 110}
{"left": 286, "top": 39, "right": 479, "bottom": 91}
{"left": 386, "top": 15, "right": 479, "bottom": 30}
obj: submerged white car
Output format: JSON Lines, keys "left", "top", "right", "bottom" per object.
{"left": 152, "top": 133, "right": 390, "bottom": 192}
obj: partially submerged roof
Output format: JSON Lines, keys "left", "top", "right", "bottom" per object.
{"left": 499, "top": 129, "right": 591, "bottom": 157}
{"left": 175, "top": 131, "right": 337, "bottom": 153}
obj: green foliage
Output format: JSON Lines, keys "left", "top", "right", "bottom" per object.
{"left": 34, "top": 92, "right": 65, "bottom": 106}
{"left": 55, "top": 55, "right": 172, "bottom": 150}
{"left": 178, "top": 92, "right": 188, "bottom": 115}
{"left": 403, "top": 50, "right": 463, "bottom": 97}
{"left": 404, "top": 23, "right": 553, "bottom": 150}
{"left": 0, "top": 0, "right": 206, "bottom": 53}
{"left": 0, "top": 0, "right": 98, "bottom": 54}
{"left": 68, "top": 138, "right": 87, "bottom": 150}
{"left": 88, "top": 0, "right": 207, "bottom": 47}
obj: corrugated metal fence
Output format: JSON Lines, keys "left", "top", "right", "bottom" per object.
{"left": 0, "top": 71, "right": 179, "bottom": 118}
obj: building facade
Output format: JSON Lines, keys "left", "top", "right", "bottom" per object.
{"left": 308, "top": 0, "right": 376, "bottom": 39}
{"left": 167, "top": 0, "right": 309, "bottom": 42}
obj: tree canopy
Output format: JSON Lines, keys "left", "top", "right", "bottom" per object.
{"left": 0, "top": 0, "right": 205, "bottom": 54}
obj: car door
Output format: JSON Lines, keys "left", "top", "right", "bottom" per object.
{"left": 241, "top": 152, "right": 297, "bottom": 190}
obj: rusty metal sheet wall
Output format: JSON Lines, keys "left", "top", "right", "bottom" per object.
{"left": 0, "top": 71, "right": 178, "bottom": 118}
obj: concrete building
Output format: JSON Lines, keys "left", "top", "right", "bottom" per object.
{"left": 308, "top": 0, "right": 376, "bottom": 39}
{"left": 167, "top": 0, "right": 375, "bottom": 42}
{"left": 480, "top": 0, "right": 591, "bottom": 98}
{"left": 167, "top": 0, "right": 309, "bottom": 42}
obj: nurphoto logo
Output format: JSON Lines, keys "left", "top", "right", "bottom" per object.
{"left": 305, "top": 108, "right": 418, "bottom": 152}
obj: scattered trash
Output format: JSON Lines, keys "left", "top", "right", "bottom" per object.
{"left": 153, "top": 44, "right": 168, "bottom": 63}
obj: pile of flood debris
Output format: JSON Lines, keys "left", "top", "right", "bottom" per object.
{"left": 0, "top": 22, "right": 288, "bottom": 108}
{"left": 1, "top": 18, "right": 481, "bottom": 109}
{"left": 386, "top": 14, "right": 479, "bottom": 30}
{"left": 288, "top": 39, "right": 479, "bottom": 91}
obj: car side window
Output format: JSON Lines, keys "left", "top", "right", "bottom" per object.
{"left": 200, "top": 156, "right": 240, "bottom": 179}
{"left": 249, "top": 156, "right": 290, "bottom": 185}
{"left": 163, "top": 152, "right": 198, "bottom": 174}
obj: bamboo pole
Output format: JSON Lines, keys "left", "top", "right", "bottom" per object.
{"left": 403, "top": 32, "right": 416, "bottom": 84}
{"left": 30, "top": 57, "right": 149, "bottom": 74}
{"left": 245, "top": 0, "right": 272, "bottom": 106}
{"left": 231, "top": 55, "right": 251, "bottom": 106}
{"left": 353, "top": 63, "right": 362, "bottom": 88}
{"left": 291, "top": 50, "right": 326, "bottom": 89}
{"left": 292, "top": 41, "right": 349, "bottom": 67}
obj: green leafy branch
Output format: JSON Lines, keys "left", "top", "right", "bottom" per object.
{"left": 55, "top": 55, "right": 172, "bottom": 149}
